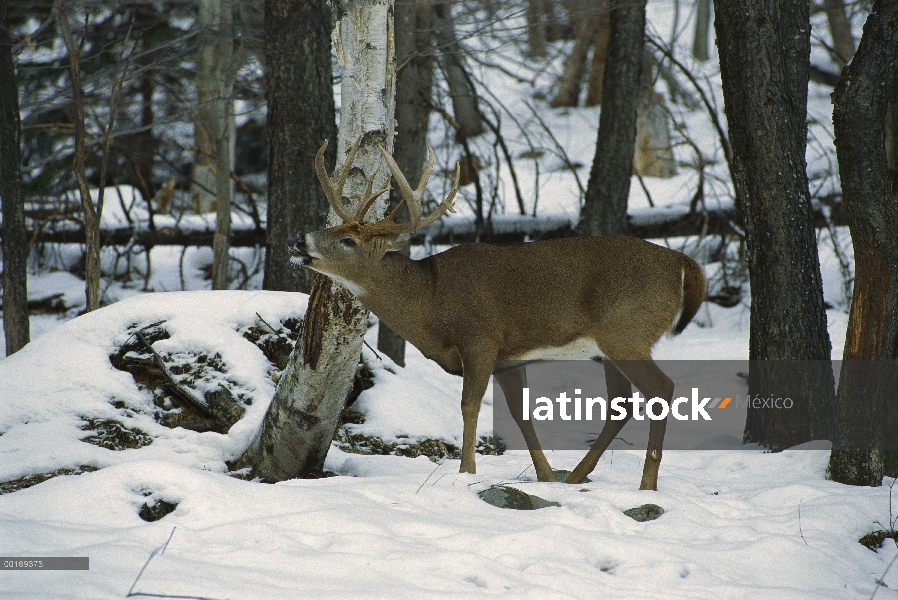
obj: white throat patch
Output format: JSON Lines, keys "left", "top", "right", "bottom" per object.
{"left": 326, "top": 274, "right": 366, "bottom": 297}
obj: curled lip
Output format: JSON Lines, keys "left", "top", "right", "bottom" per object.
{"left": 288, "top": 246, "right": 314, "bottom": 266}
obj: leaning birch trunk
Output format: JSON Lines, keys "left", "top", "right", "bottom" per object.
{"left": 238, "top": 0, "right": 396, "bottom": 481}
{"left": 211, "top": 0, "right": 234, "bottom": 290}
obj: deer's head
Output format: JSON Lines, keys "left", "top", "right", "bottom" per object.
{"left": 289, "top": 138, "right": 459, "bottom": 286}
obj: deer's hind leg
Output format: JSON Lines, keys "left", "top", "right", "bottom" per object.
{"left": 609, "top": 359, "right": 674, "bottom": 490}
{"left": 565, "top": 359, "right": 633, "bottom": 484}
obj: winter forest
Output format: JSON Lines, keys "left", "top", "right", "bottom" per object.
{"left": 1, "top": 0, "right": 898, "bottom": 597}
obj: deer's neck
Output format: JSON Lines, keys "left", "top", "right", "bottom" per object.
{"left": 354, "top": 252, "right": 435, "bottom": 347}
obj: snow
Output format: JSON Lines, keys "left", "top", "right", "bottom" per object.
{"left": 0, "top": 287, "right": 891, "bottom": 599}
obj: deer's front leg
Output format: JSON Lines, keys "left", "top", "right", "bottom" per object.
{"left": 494, "top": 361, "right": 554, "bottom": 482}
{"left": 459, "top": 353, "right": 495, "bottom": 474}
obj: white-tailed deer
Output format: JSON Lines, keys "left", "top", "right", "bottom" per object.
{"left": 290, "top": 138, "right": 705, "bottom": 490}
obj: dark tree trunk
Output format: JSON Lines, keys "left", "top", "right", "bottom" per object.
{"left": 576, "top": 0, "right": 646, "bottom": 237}
{"left": 715, "top": 0, "right": 834, "bottom": 448}
{"left": 432, "top": 1, "right": 483, "bottom": 139}
{"left": 583, "top": 10, "right": 610, "bottom": 107}
{"left": 132, "top": 70, "right": 156, "bottom": 204}
{"left": 692, "top": 0, "right": 711, "bottom": 62}
{"left": 526, "top": 0, "right": 547, "bottom": 59}
{"left": 551, "top": 1, "right": 599, "bottom": 108}
{"left": 262, "top": 0, "right": 337, "bottom": 294}
{"left": 376, "top": 0, "right": 433, "bottom": 367}
{"left": 828, "top": 1, "right": 898, "bottom": 485}
{"left": 0, "top": 0, "right": 29, "bottom": 355}
{"left": 821, "top": 0, "right": 855, "bottom": 69}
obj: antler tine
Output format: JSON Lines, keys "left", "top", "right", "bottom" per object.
{"left": 415, "top": 161, "right": 460, "bottom": 230}
{"left": 370, "top": 160, "right": 458, "bottom": 236}
{"left": 352, "top": 167, "right": 391, "bottom": 223}
{"left": 314, "top": 138, "right": 363, "bottom": 223}
{"left": 384, "top": 195, "right": 407, "bottom": 223}
{"left": 378, "top": 145, "right": 425, "bottom": 224}
{"left": 365, "top": 146, "right": 457, "bottom": 236}
{"left": 418, "top": 144, "right": 435, "bottom": 195}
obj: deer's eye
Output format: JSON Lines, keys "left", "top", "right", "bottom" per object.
{"left": 341, "top": 238, "right": 357, "bottom": 248}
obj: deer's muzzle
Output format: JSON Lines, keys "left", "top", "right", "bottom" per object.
{"left": 288, "top": 235, "right": 312, "bottom": 266}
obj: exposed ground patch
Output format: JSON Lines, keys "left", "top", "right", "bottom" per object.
{"left": 81, "top": 418, "right": 153, "bottom": 450}
{"left": 0, "top": 466, "right": 99, "bottom": 495}
{"left": 335, "top": 402, "right": 505, "bottom": 462}
{"left": 139, "top": 498, "right": 179, "bottom": 522}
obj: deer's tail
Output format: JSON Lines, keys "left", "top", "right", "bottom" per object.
{"left": 673, "top": 257, "right": 706, "bottom": 336}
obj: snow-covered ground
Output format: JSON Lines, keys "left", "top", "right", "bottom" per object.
{"left": 0, "top": 284, "right": 894, "bottom": 599}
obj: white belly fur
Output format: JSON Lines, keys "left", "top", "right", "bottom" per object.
{"left": 513, "top": 337, "right": 604, "bottom": 361}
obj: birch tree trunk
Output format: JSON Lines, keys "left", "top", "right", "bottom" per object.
{"left": 211, "top": 0, "right": 234, "bottom": 290}
{"left": 692, "top": 0, "right": 711, "bottom": 62}
{"left": 633, "top": 52, "right": 676, "bottom": 179}
{"left": 239, "top": 0, "right": 396, "bottom": 481}
{"left": 821, "top": 0, "right": 855, "bottom": 69}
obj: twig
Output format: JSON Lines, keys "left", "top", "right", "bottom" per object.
{"left": 475, "top": 81, "right": 541, "bottom": 216}
{"left": 871, "top": 551, "right": 898, "bottom": 599}
{"left": 636, "top": 174, "right": 655, "bottom": 208}
{"left": 96, "top": 12, "right": 139, "bottom": 220}
{"left": 482, "top": 103, "right": 526, "bottom": 215}
{"left": 126, "top": 527, "right": 176, "bottom": 598}
{"left": 524, "top": 101, "right": 586, "bottom": 201}
{"left": 255, "top": 312, "right": 278, "bottom": 335}
{"left": 645, "top": 35, "right": 735, "bottom": 186}
{"left": 798, "top": 498, "right": 809, "bottom": 546}
{"left": 113, "top": 320, "right": 168, "bottom": 366}
{"left": 416, "top": 459, "right": 445, "bottom": 493}
{"left": 363, "top": 339, "right": 382, "bottom": 361}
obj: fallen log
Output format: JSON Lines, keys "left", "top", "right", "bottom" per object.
{"left": 16, "top": 199, "right": 847, "bottom": 248}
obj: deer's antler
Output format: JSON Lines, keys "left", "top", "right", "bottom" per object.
{"left": 349, "top": 167, "right": 391, "bottom": 223}
{"left": 315, "top": 138, "right": 458, "bottom": 232}
{"left": 375, "top": 144, "right": 459, "bottom": 235}
{"left": 315, "top": 138, "right": 362, "bottom": 223}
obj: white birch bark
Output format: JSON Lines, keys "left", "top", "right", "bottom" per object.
{"left": 239, "top": 0, "right": 396, "bottom": 481}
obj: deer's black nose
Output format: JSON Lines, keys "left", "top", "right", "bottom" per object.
{"left": 288, "top": 234, "right": 306, "bottom": 255}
